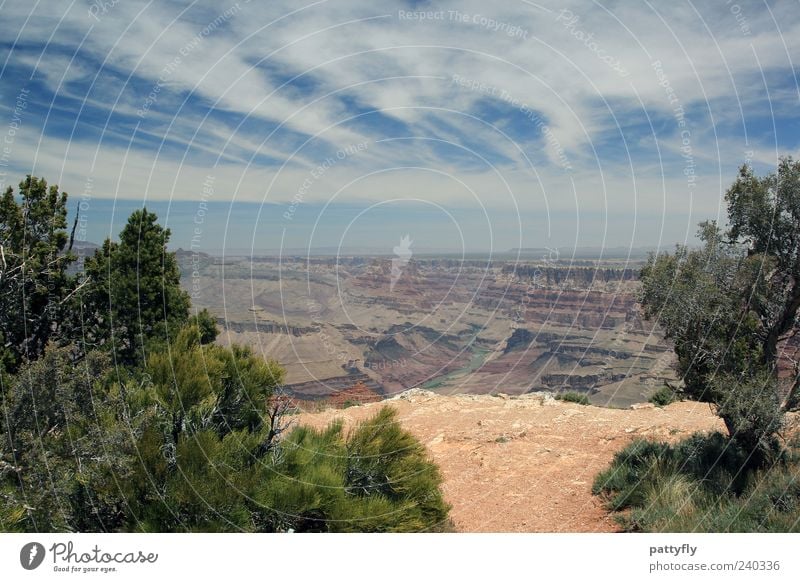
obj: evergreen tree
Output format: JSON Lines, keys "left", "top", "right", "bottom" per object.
{"left": 79, "top": 208, "right": 190, "bottom": 364}
{"left": 0, "top": 176, "right": 77, "bottom": 373}
{"left": 188, "top": 308, "right": 219, "bottom": 345}
{"left": 640, "top": 157, "right": 800, "bottom": 463}
{"left": 121, "top": 324, "right": 285, "bottom": 530}
{"left": 0, "top": 348, "right": 130, "bottom": 532}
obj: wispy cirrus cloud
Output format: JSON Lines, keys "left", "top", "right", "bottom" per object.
{"left": 0, "top": 0, "right": 798, "bottom": 249}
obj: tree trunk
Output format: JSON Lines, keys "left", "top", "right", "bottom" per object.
{"left": 763, "top": 278, "right": 800, "bottom": 388}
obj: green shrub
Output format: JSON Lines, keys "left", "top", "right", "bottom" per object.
{"left": 649, "top": 385, "right": 678, "bottom": 407}
{"left": 593, "top": 433, "right": 800, "bottom": 532}
{"left": 592, "top": 439, "right": 671, "bottom": 510}
{"left": 0, "top": 348, "right": 128, "bottom": 532}
{"left": 555, "top": 392, "right": 590, "bottom": 405}
{"left": 0, "top": 328, "right": 451, "bottom": 532}
{"left": 258, "top": 407, "right": 451, "bottom": 532}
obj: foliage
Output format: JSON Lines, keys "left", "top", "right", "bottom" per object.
{"left": 258, "top": 407, "right": 451, "bottom": 532}
{"left": 649, "top": 385, "right": 679, "bottom": 407}
{"left": 0, "top": 180, "right": 195, "bottom": 374}
{"left": 77, "top": 208, "right": 190, "bottom": 365}
{"left": 119, "top": 324, "right": 285, "bottom": 531}
{"left": 555, "top": 391, "right": 590, "bottom": 405}
{"left": 593, "top": 434, "right": 800, "bottom": 532}
{"left": 640, "top": 222, "right": 761, "bottom": 403}
{"left": 1, "top": 324, "right": 450, "bottom": 532}
{"left": 0, "top": 176, "right": 78, "bottom": 374}
{"left": 710, "top": 371, "right": 784, "bottom": 466}
{"left": 639, "top": 157, "right": 800, "bottom": 461}
{"left": 0, "top": 176, "right": 451, "bottom": 533}
{"left": 188, "top": 308, "right": 219, "bottom": 345}
{"left": 0, "top": 348, "right": 131, "bottom": 531}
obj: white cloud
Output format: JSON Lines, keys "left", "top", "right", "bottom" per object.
{"left": 1, "top": 0, "right": 798, "bottom": 246}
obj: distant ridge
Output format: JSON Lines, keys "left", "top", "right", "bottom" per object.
{"left": 190, "top": 247, "right": 660, "bottom": 259}
{"left": 509, "top": 246, "right": 663, "bottom": 259}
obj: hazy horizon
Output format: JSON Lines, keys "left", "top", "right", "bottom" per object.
{"left": 63, "top": 196, "right": 705, "bottom": 256}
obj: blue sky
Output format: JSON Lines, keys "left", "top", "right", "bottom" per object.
{"left": 0, "top": 0, "right": 798, "bottom": 253}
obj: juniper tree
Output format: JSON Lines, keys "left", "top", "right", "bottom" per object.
{"left": 640, "top": 157, "right": 800, "bottom": 463}
{"left": 0, "top": 176, "right": 78, "bottom": 373}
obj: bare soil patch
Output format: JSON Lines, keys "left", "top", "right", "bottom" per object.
{"left": 297, "top": 392, "right": 723, "bottom": 532}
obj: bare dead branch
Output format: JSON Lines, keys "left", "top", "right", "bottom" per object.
{"left": 59, "top": 276, "right": 92, "bottom": 305}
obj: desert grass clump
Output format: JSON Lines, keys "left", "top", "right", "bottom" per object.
{"left": 593, "top": 432, "right": 800, "bottom": 532}
{"left": 555, "top": 392, "right": 590, "bottom": 405}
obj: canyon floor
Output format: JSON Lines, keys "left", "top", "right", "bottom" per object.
{"left": 297, "top": 390, "right": 725, "bottom": 532}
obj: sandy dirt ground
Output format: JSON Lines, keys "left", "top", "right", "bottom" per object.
{"left": 297, "top": 390, "right": 724, "bottom": 532}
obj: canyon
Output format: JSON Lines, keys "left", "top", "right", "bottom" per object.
{"left": 179, "top": 250, "right": 676, "bottom": 408}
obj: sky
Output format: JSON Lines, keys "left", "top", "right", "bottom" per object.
{"left": 0, "top": 0, "right": 798, "bottom": 254}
